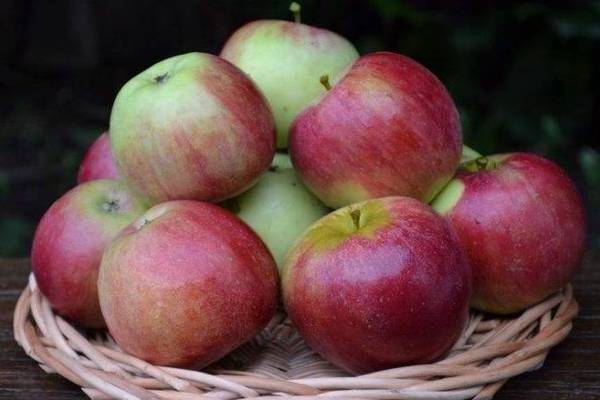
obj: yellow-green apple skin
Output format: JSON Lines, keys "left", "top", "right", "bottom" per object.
{"left": 31, "top": 180, "right": 148, "bottom": 328}
{"left": 282, "top": 196, "right": 471, "bottom": 373}
{"left": 220, "top": 20, "right": 359, "bottom": 149}
{"left": 109, "top": 52, "right": 275, "bottom": 204}
{"left": 223, "top": 153, "right": 329, "bottom": 268}
{"left": 289, "top": 52, "right": 462, "bottom": 208}
{"left": 432, "top": 153, "right": 586, "bottom": 313}
{"left": 272, "top": 152, "right": 294, "bottom": 169}
{"left": 98, "top": 200, "right": 279, "bottom": 367}
{"left": 460, "top": 145, "right": 482, "bottom": 164}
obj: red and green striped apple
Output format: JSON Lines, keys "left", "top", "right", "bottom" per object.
{"left": 31, "top": 180, "right": 148, "bottom": 328}
{"left": 432, "top": 153, "right": 586, "bottom": 313}
{"left": 109, "top": 52, "right": 275, "bottom": 204}
{"left": 98, "top": 201, "right": 279, "bottom": 367}
{"left": 289, "top": 52, "right": 462, "bottom": 208}
{"left": 282, "top": 196, "right": 471, "bottom": 373}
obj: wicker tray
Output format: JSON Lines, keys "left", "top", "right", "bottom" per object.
{"left": 13, "top": 274, "right": 578, "bottom": 400}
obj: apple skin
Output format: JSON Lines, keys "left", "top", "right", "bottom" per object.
{"left": 31, "top": 180, "right": 148, "bottom": 328}
{"left": 282, "top": 196, "right": 471, "bottom": 374}
{"left": 109, "top": 52, "right": 275, "bottom": 204}
{"left": 77, "top": 132, "right": 120, "bottom": 183}
{"left": 221, "top": 20, "right": 359, "bottom": 149}
{"left": 289, "top": 52, "right": 462, "bottom": 209}
{"left": 461, "top": 145, "right": 482, "bottom": 165}
{"left": 272, "top": 152, "right": 293, "bottom": 169}
{"left": 222, "top": 153, "right": 329, "bottom": 268}
{"left": 431, "top": 153, "right": 586, "bottom": 313}
{"left": 98, "top": 200, "right": 279, "bottom": 367}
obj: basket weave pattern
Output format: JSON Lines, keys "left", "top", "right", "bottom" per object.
{"left": 14, "top": 274, "right": 578, "bottom": 400}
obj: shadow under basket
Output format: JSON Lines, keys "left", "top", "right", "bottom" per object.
{"left": 13, "top": 274, "right": 578, "bottom": 400}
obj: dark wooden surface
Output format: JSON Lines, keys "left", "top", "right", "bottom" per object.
{"left": 1, "top": 255, "right": 599, "bottom": 400}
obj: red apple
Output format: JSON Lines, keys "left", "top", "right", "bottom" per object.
{"left": 289, "top": 52, "right": 462, "bottom": 209}
{"left": 98, "top": 200, "right": 279, "bottom": 367}
{"left": 432, "top": 153, "right": 586, "bottom": 313}
{"left": 282, "top": 196, "right": 471, "bottom": 373}
{"left": 109, "top": 52, "right": 275, "bottom": 204}
{"left": 31, "top": 180, "right": 148, "bottom": 328}
{"left": 78, "top": 132, "right": 119, "bottom": 183}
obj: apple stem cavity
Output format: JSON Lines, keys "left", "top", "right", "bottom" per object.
{"left": 350, "top": 209, "right": 361, "bottom": 230}
{"left": 290, "top": 2, "right": 301, "bottom": 23}
{"left": 153, "top": 72, "right": 169, "bottom": 84}
{"left": 320, "top": 75, "right": 332, "bottom": 91}
{"left": 463, "top": 156, "right": 498, "bottom": 173}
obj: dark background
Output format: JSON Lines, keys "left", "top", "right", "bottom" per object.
{"left": 0, "top": 0, "right": 598, "bottom": 257}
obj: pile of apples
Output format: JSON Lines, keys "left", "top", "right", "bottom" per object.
{"left": 31, "top": 5, "right": 586, "bottom": 374}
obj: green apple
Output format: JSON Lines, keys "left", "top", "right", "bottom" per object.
{"left": 223, "top": 153, "right": 329, "bottom": 268}
{"left": 220, "top": 4, "right": 359, "bottom": 149}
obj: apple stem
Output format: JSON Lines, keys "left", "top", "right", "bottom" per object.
{"left": 320, "top": 75, "right": 331, "bottom": 91}
{"left": 290, "top": 2, "right": 301, "bottom": 23}
{"left": 475, "top": 157, "right": 488, "bottom": 171}
{"left": 463, "top": 156, "right": 498, "bottom": 172}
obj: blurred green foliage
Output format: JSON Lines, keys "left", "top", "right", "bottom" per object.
{"left": 0, "top": 0, "right": 598, "bottom": 256}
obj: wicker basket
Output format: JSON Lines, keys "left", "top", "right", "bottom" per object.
{"left": 13, "top": 274, "right": 578, "bottom": 400}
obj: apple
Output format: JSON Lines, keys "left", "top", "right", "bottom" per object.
{"left": 109, "top": 52, "right": 275, "bottom": 204}
{"left": 220, "top": 4, "right": 359, "bottom": 149}
{"left": 222, "top": 153, "right": 329, "bottom": 268}
{"left": 431, "top": 153, "right": 586, "bottom": 313}
{"left": 98, "top": 200, "right": 279, "bottom": 367}
{"left": 289, "top": 52, "right": 462, "bottom": 209}
{"left": 31, "top": 180, "right": 148, "bottom": 328}
{"left": 78, "top": 132, "right": 120, "bottom": 183}
{"left": 282, "top": 196, "right": 471, "bottom": 373}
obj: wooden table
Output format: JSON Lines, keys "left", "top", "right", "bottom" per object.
{"left": 1, "top": 256, "right": 599, "bottom": 399}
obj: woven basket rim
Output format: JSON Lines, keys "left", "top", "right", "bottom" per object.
{"left": 13, "top": 273, "right": 578, "bottom": 400}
